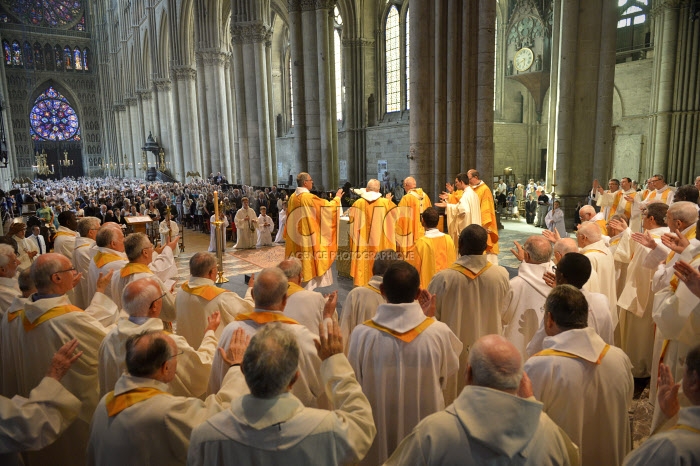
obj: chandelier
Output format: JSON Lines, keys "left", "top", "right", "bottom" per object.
{"left": 122, "top": 154, "right": 133, "bottom": 170}
{"left": 140, "top": 151, "right": 148, "bottom": 171}
{"left": 59, "top": 150, "right": 73, "bottom": 167}
{"left": 33, "top": 149, "right": 54, "bottom": 175}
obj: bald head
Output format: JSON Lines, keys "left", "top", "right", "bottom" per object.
{"left": 577, "top": 222, "right": 602, "bottom": 246}
{"left": 579, "top": 205, "right": 596, "bottom": 222}
{"left": 278, "top": 258, "right": 303, "bottom": 284}
{"left": 252, "top": 267, "right": 289, "bottom": 309}
{"left": 122, "top": 277, "right": 162, "bottom": 318}
{"left": 523, "top": 235, "right": 552, "bottom": 264}
{"left": 403, "top": 177, "right": 416, "bottom": 190}
{"left": 553, "top": 238, "right": 579, "bottom": 264}
{"left": 667, "top": 201, "right": 699, "bottom": 231}
{"left": 366, "top": 179, "right": 381, "bottom": 192}
{"left": 125, "top": 331, "right": 176, "bottom": 380}
{"left": 467, "top": 335, "right": 523, "bottom": 393}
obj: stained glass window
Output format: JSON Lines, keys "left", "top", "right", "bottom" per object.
{"left": 34, "top": 42, "right": 43, "bottom": 70}
{"left": 2, "top": 40, "right": 10, "bottom": 66}
{"left": 29, "top": 86, "right": 81, "bottom": 141}
{"left": 54, "top": 45, "right": 62, "bottom": 70}
{"left": 44, "top": 43, "right": 53, "bottom": 70}
{"left": 73, "top": 14, "right": 85, "bottom": 31}
{"left": 0, "top": 14, "right": 9, "bottom": 22}
{"left": 405, "top": 7, "right": 410, "bottom": 110}
{"left": 64, "top": 46, "right": 71, "bottom": 69}
{"left": 73, "top": 47, "right": 82, "bottom": 70}
{"left": 82, "top": 47, "right": 88, "bottom": 70}
{"left": 5, "top": 0, "right": 84, "bottom": 28}
{"left": 11, "top": 40, "right": 21, "bottom": 66}
{"left": 385, "top": 6, "right": 400, "bottom": 113}
{"left": 334, "top": 6, "right": 343, "bottom": 122}
{"left": 23, "top": 42, "right": 32, "bottom": 68}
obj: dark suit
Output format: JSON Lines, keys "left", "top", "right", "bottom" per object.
{"left": 525, "top": 200, "right": 537, "bottom": 224}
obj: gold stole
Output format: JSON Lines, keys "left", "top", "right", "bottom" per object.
{"left": 287, "top": 282, "right": 305, "bottom": 298}
{"left": 648, "top": 188, "right": 672, "bottom": 203}
{"left": 447, "top": 190, "right": 463, "bottom": 204}
{"left": 583, "top": 249, "right": 608, "bottom": 256}
{"left": 672, "top": 424, "right": 700, "bottom": 434}
{"left": 120, "top": 263, "right": 153, "bottom": 278}
{"left": 21, "top": 305, "right": 83, "bottom": 332}
{"left": 234, "top": 311, "right": 299, "bottom": 325}
{"left": 105, "top": 387, "right": 171, "bottom": 416}
{"left": 94, "top": 251, "right": 125, "bottom": 268}
{"left": 7, "top": 309, "right": 22, "bottom": 322}
{"left": 364, "top": 284, "right": 381, "bottom": 295}
{"left": 180, "top": 282, "right": 229, "bottom": 301}
{"left": 609, "top": 191, "right": 632, "bottom": 221}
{"left": 363, "top": 318, "right": 434, "bottom": 343}
{"left": 641, "top": 189, "right": 650, "bottom": 201}
{"left": 595, "top": 219, "right": 608, "bottom": 236}
{"left": 534, "top": 344, "right": 611, "bottom": 365}
{"left": 448, "top": 262, "right": 492, "bottom": 280}
{"left": 669, "top": 252, "right": 700, "bottom": 292}
{"left": 666, "top": 225, "right": 698, "bottom": 265}
{"left": 75, "top": 243, "right": 91, "bottom": 249}
{"left": 52, "top": 231, "right": 75, "bottom": 241}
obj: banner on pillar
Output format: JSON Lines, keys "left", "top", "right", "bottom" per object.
{"left": 339, "top": 160, "right": 347, "bottom": 181}
{"left": 378, "top": 160, "right": 388, "bottom": 186}
{"left": 278, "top": 162, "right": 285, "bottom": 180}
{"left": 612, "top": 134, "right": 642, "bottom": 181}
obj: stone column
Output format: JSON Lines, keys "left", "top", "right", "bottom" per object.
{"left": 343, "top": 38, "right": 372, "bottom": 184}
{"left": 195, "top": 54, "right": 212, "bottom": 176}
{"left": 198, "top": 50, "right": 232, "bottom": 176}
{"left": 137, "top": 90, "right": 155, "bottom": 142}
{"left": 172, "top": 66, "right": 201, "bottom": 177}
{"left": 154, "top": 79, "right": 181, "bottom": 179}
{"left": 224, "top": 59, "right": 236, "bottom": 182}
{"left": 288, "top": 0, "right": 307, "bottom": 176}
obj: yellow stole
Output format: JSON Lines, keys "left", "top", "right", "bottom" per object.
{"left": 180, "top": 282, "right": 229, "bottom": 301}
{"left": 583, "top": 249, "right": 608, "bottom": 256}
{"left": 363, "top": 318, "right": 434, "bottom": 343}
{"left": 7, "top": 309, "right": 21, "bottom": 322}
{"left": 669, "top": 252, "right": 700, "bottom": 292}
{"left": 648, "top": 188, "right": 672, "bottom": 203}
{"left": 364, "top": 284, "right": 381, "bottom": 295}
{"left": 105, "top": 387, "right": 170, "bottom": 416}
{"left": 641, "top": 189, "right": 650, "bottom": 201}
{"left": 666, "top": 225, "right": 697, "bottom": 264}
{"left": 449, "top": 262, "right": 492, "bottom": 280}
{"left": 21, "top": 305, "right": 83, "bottom": 332}
{"left": 595, "top": 219, "right": 608, "bottom": 236}
{"left": 534, "top": 344, "right": 611, "bottom": 365}
{"left": 52, "top": 231, "right": 75, "bottom": 241}
{"left": 447, "top": 190, "right": 463, "bottom": 204}
{"left": 75, "top": 243, "right": 91, "bottom": 249}
{"left": 609, "top": 191, "right": 632, "bottom": 221}
{"left": 672, "top": 424, "right": 700, "bottom": 434}
{"left": 287, "top": 282, "right": 305, "bottom": 298}
{"left": 235, "top": 311, "right": 299, "bottom": 325}
{"left": 120, "top": 263, "right": 153, "bottom": 278}
{"left": 94, "top": 251, "right": 125, "bottom": 268}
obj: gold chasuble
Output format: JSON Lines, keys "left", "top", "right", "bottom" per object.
{"left": 396, "top": 188, "right": 432, "bottom": 255}
{"left": 471, "top": 182, "right": 499, "bottom": 255}
{"left": 348, "top": 196, "right": 397, "bottom": 287}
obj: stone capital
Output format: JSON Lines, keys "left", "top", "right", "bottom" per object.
{"left": 171, "top": 66, "right": 197, "bottom": 82}
{"left": 153, "top": 78, "right": 172, "bottom": 91}
{"left": 136, "top": 89, "right": 152, "bottom": 100}
{"left": 649, "top": 0, "right": 684, "bottom": 18}
{"left": 342, "top": 38, "right": 374, "bottom": 48}
{"left": 195, "top": 50, "right": 230, "bottom": 66}
{"left": 314, "top": 0, "right": 335, "bottom": 10}
{"left": 288, "top": 0, "right": 301, "bottom": 13}
{"left": 124, "top": 97, "right": 138, "bottom": 105}
{"left": 113, "top": 103, "right": 127, "bottom": 112}
{"left": 231, "top": 22, "right": 272, "bottom": 45}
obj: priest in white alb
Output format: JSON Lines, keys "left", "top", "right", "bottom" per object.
{"left": 435, "top": 172, "right": 481, "bottom": 248}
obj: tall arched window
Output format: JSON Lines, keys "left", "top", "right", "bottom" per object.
{"left": 54, "top": 45, "right": 63, "bottom": 70}
{"left": 44, "top": 43, "right": 54, "bottom": 70}
{"left": 616, "top": 0, "right": 650, "bottom": 56}
{"left": 29, "top": 86, "right": 81, "bottom": 141}
{"left": 33, "top": 42, "right": 43, "bottom": 70}
{"left": 405, "top": 7, "right": 410, "bottom": 110}
{"left": 385, "top": 6, "right": 400, "bottom": 113}
{"left": 63, "top": 46, "right": 71, "bottom": 69}
{"left": 289, "top": 55, "right": 294, "bottom": 127}
{"left": 2, "top": 41, "right": 10, "bottom": 66}
{"left": 334, "top": 6, "right": 344, "bottom": 122}
{"left": 73, "top": 47, "right": 82, "bottom": 70}
{"left": 83, "top": 47, "right": 89, "bottom": 70}
{"left": 11, "top": 41, "right": 22, "bottom": 66}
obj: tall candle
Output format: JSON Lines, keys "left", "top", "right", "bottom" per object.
{"left": 552, "top": 169, "right": 556, "bottom": 186}
{"left": 214, "top": 191, "right": 219, "bottom": 218}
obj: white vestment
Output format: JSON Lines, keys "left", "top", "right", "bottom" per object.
{"left": 444, "top": 187, "right": 481, "bottom": 246}
{"left": 52, "top": 226, "right": 78, "bottom": 260}
{"left": 158, "top": 219, "right": 180, "bottom": 256}
{"left": 274, "top": 208, "right": 286, "bottom": 242}
{"left": 525, "top": 327, "right": 633, "bottom": 466}
{"left": 617, "top": 226, "right": 668, "bottom": 377}
{"left": 175, "top": 277, "right": 253, "bottom": 348}
{"left": 109, "top": 264, "right": 176, "bottom": 322}
{"left": 72, "top": 237, "right": 97, "bottom": 309}
{"left": 188, "top": 354, "right": 376, "bottom": 466}
{"left": 87, "top": 246, "right": 128, "bottom": 307}
{"left": 581, "top": 240, "right": 618, "bottom": 327}
{"left": 526, "top": 289, "right": 614, "bottom": 357}
{"left": 207, "top": 310, "right": 324, "bottom": 408}
{"left": 6, "top": 294, "right": 107, "bottom": 466}
{"left": 256, "top": 214, "right": 274, "bottom": 247}
{"left": 0, "top": 377, "right": 81, "bottom": 466}
{"left": 340, "top": 276, "right": 385, "bottom": 352}
{"left": 427, "top": 254, "right": 509, "bottom": 404}
{"left": 98, "top": 317, "right": 217, "bottom": 398}
{"left": 13, "top": 235, "right": 34, "bottom": 271}
{"left": 233, "top": 207, "right": 256, "bottom": 249}
{"left": 208, "top": 214, "right": 229, "bottom": 252}
{"left": 347, "top": 301, "right": 462, "bottom": 465}
{"left": 87, "top": 368, "right": 246, "bottom": 466}
{"left": 385, "top": 385, "right": 578, "bottom": 466}
{"left": 500, "top": 261, "right": 554, "bottom": 359}
{"left": 0, "top": 277, "right": 20, "bottom": 316}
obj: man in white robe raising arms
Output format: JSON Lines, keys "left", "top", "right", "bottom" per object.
{"left": 576, "top": 222, "right": 618, "bottom": 328}
{"left": 435, "top": 172, "right": 480, "bottom": 247}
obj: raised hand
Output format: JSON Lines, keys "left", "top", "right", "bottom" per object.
{"left": 657, "top": 362, "right": 680, "bottom": 419}
{"left": 510, "top": 240, "right": 525, "bottom": 261}
{"left": 218, "top": 328, "right": 251, "bottom": 366}
{"left": 46, "top": 339, "right": 83, "bottom": 381}
{"left": 205, "top": 310, "right": 222, "bottom": 333}
{"left": 315, "top": 318, "right": 343, "bottom": 361}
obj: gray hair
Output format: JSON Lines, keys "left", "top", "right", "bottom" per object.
{"left": 468, "top": 335, "right": 523, "bottom": 391}
{"left": 30, "top": 254, "right": 66, "bottom": 291}
{"left": 18, "top": 268, "right": 35, "bottom": 294}
{"left": 366, "top": 179, "right": 380, "bottom": 192}
{"left": 0, "top": 244, "right": 15, "bottom": 267}
{"left": 668, "top": 201, "right": 699, "bottom": 226}
{"left": 122, "top": 277, "right": 162, "bottom": 317}
{"left": 124, "top": 233, "right": 151, "bottom": 262}
{"left": 278, "top": 258, "right": 302, "bottom": 279}
{"left": 578, "top": 222, "right": 602, "bottom": 242}
{"left": 253, "top": 267, "right": 289, "bottom": 308}
{"left": 554, "top": 238, "right": 579, "bottom": 256}
{"left": 96, "top": 225, "right": 119, "bottom": 247}
{"left": 242, "top": 323, "right": 299, "bottom": 399}
{"left": 523, "top": 236, "right": 552, "bottom": 264}
{"left": 77, "top": 217, "right": 100, "bottom": 237}
{"left": 189, "top": 252, "right": 217, "bottom": 278}
{"left": 125, "top": 331, "right": 172, "bottom": 377}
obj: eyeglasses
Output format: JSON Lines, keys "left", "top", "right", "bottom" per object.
{"left": 551, "top": 265, "right": 557, "bottom": 272}
{"left": 149, "top": 292, "right": 167, "bottom": 308}
{"left": 52, "top": 267, "right": 76, "bottom": 276}
{"left": 168, "top": 350, "right": 184, "bottom": 360}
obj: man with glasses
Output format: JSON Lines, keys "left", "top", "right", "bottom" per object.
{"left": 284, "top": 172, "right": 343, "bottom": 290}
{"left": 88, "top": 327, "right": 248, "bottom": 465}
{"left": 645, "top": 174, "right": 675, "bottom": 205}
{"left": 2, "top": 253, "right": 110, "bottom": 465}
{"left": 99, "top": 277, "right": 222, "bottom": 399}
{"left": 71, "top": 217, "right": 101, "bottom": 309}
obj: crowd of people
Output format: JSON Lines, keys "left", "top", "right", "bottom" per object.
{"left": 0, "top": 170, "right": 699, "bottom": 465}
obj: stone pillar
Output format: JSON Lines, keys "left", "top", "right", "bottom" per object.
{"left": 195, "top": 54, "right": 212, "bottom": 176}
{"left": 137, "top": 90, "right": 155, "bottom": 143}
{"left": 231, "top": 22, "right": 275, "bottom": 185}
{"left": 224, "top": 59, "right": 237, "bottom": 182}
{"left": 288, "top": 0, "right": 307, "bottom": 176}
{"left": 126, "top": 98, "right": 143, "bottom": 178}
{"left": 172, "top": 66, "right": 201, "bottom": 177}
{"left": 154, "top": 79, "right": 181, "bottom": 180}
{"left": 343, "top": 38, "right": 372, "bottom": 185}
{"left": 197, "top": 50, "right": 232, "bottom": 176}
{"left": 316, "top": 1, "right": 337, "bottom": 190}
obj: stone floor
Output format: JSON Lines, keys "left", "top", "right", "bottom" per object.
{"left": 174, "top": 216, "right": 653, "bottom": 447}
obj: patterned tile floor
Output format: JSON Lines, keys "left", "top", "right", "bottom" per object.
{"left": 176, "top": 218, "right": 652, "bottom": 445}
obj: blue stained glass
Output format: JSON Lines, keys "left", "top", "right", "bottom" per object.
{"left": 29, "top": 86, "right": 81, "bottom": 141}
{"left": 73, "top": 47, "right": 82, "bottom": 70}
{"left": 82, "top": 47, "right": 88, "bottom": 70}
{"left": 6, "top": 1, "right": 83, "bottom": 28}
{"left": 11, "top": 41, "right": 21, "bottom": 66}
{"left": 34, "top": 42, "right": 43, "bottom": 70}
{"left": 23, "top": 42, "right": 33, "bottom": 67}
{"left": 3, "top": 40, "right": 10, "bottom": 66}
{"left": 73, "top": 14, "right": 85, "bottom": 31}
{"left": 64, "top": 46, "right": 71, "bottom": 69}
{"left": 54, "top": 45, "right": 62, "bottom": 69}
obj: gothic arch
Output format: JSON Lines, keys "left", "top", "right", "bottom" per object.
{"left": 142, "top": 34, "right": 152, "bottom": 88}
{"left": 28, "top": 79, "right": 83, "bottom": 121}
{"left": 157, "top": 9, "right": 171, "bottom": 78}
